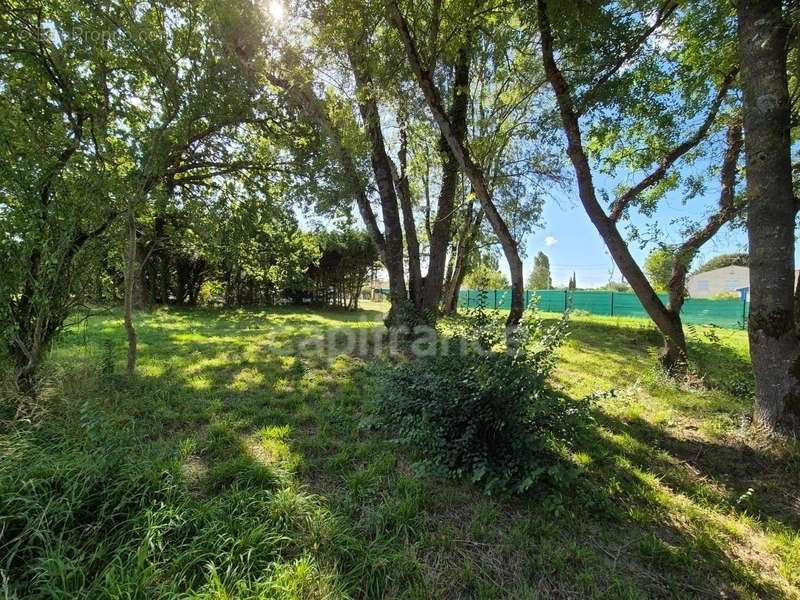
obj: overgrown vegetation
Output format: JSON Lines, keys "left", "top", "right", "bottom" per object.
{"left": 1, "top": 1, "right": 799, "bottom": 595}
{"left": 1, "top": 305, "right": 798, "bottom": 598}
{"left": 371, "top": 298, "right": 586, "bottom": 494}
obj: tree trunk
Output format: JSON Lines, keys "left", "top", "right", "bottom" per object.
{"left": 123, "top": 207, "right": 138, "bottom": 375}
{"left": 442, "top": 204, "right": 484, "bottom": 315}
{"left": 421, "top": 46, "right": 471, "bottom": 316}
{"left": 348, "top": 46, "right": 408, "bottom": 322}
{"left": 387, "top": 2, "right": 524, "bottom": 325}
{"left": 392, "top": 108, "right": 423, "bottom": 309}
{"left": 537, "top": 0, "right": 688, "bottom": 368}
{"left": 442, "top": 253, "right": 470, "bottom": 316}
{"left": 737, "top": 0, "right": 800, "bottom": 432}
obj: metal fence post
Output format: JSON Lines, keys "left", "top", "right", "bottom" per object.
{"left": 564, "top": 289, "right": 568, "bottom": 312}
{"left": 466, "top": 288, "right": 471, "bottom": 308}
{"left": 494, "top": 289, "right": 498, "bottom": 309}
{"left": 610, "top": 291, "right": 614, "bottom": 316}
{"left": 742, "top": 297, "right": 747, "bottom": 329}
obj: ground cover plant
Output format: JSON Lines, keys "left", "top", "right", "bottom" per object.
{"left": 1, "top": 303, "right": 798, "bottom": 599}
{"left": 370, "top": 298, "right": 585, "bottom": 495}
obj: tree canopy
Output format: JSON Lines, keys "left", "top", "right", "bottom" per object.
{"left": 1, "top": 0, "right": 798, "bottom": 431}
{"left": 528, "top": 252, "right": 553, "bottom": 290}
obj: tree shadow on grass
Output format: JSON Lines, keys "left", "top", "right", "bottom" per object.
{"left": 199, "top": 304, "right": 386, "bottom": 327}
{"left": 45, "top": 305, "right": 792, "bottom": 599}
{"left": 592, "top": 410, "right": 800, "bottom": 530}
{"left": 141, "top": 311, "right": 781, "bottom": 597}
{"left": 565, "top": 403, "right": 798, "bottom": 598}
{"left": 549, "top": 315, "right": 754, "bottom": 403}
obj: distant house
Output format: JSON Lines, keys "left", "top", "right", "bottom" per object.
{"left": 687, "top": 266, "right": 800, "bottom": 299}
{"left": 687, "top": 266, "right": 749, "bottom": 298}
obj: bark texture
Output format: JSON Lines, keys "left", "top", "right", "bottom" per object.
{"left": 387, "top": 0, "right": 525, "bottom": 325}
{"left": 442, "top": 202, "right": 484, "bottom": 315}
{"left": 390, "top": 112, "right": 423, "bottom": 309}
{"left": 420, "top": 47, "right": 471, "bottom": 316}
{"left": 737, "top": 0, "right": 800, "bottom": 432}
{"left": 348, "top": 47, "right": 408, "bottom": 314}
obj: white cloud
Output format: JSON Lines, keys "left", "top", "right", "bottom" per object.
{"left": 544, "top": 236, "right": 558, "bottom": 247}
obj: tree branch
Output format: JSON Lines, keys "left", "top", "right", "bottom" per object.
{"left": 666, "top": 122, "right": 743, "bottom": 311}
{"left": 578, "top": 0, "right": 679, "bottom": 114}
{"left": 264, "top": 70, "right": 387, "bottom": 260}
{"left": 608, "top": 69, "right": 737, "bottom": 222}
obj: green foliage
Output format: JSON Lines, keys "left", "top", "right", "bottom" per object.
{"left": 644, "top": 246, "right": 678, "bottom": 291}
{"left": 603, "top": 281, "right": 632, "bottom": 292}
{"left": 371, "top": 297, "right": 588, "bottom": 495}
{"left": 307, "top": 229, "right": 379, "bottom": 309}
{"left": 695, "top": 252, "right": 748, "bottom": 274}
{"left": 0, "top": 0, "right": 280, "bottom": 383}
{"left": 527, "top": 251, "right": 552, "bottom": 290}
{"left": 99, "top": 339, "right": 117, "bottom": 376}
{"left": 464, "top": 263, "right": 508, "bottom": 290}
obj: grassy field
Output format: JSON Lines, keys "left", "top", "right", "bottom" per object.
{"left": 1, "top": 303, "right": 799, "bottom": 599}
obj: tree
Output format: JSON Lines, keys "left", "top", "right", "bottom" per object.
{"left": 387, "top": 0, "right": 526, "bottom": 326}
{"left": 0, "top": 2, "right": 120, "bottom": 391}
{"left": 536, "top": 0, "right": 737, "bottom": 370}
{"left": 307, "top": 229, "right": 379, "bottom": 309}
{"left": 465, "top": 262, "right": 508, "bottom": 291}
{"left": 644, "top": 247, "right": 677, "bottom": 292}
{"left": 736, "top": 0, "right": 799, "bottom": 432}
{"left": 0, "top": 0, "right": 301, "bottom": 382}
{"left": 568, "top": 272, "right": 577, "bottom": 291}
{"left": 528, "top": 252, "right": 552, "bottom": 290}
{"left": 441, "top": 196, "right": 484, "bottom": 315}
{"left": 695, "top": 253, "right": 749, "bottom": 274}
{"left": 268, "top": 1, "right": 475, "bottom": 327}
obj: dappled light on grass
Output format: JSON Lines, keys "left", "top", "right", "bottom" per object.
{"left": 2, "top": 306, "right": 798, "bottom": 598}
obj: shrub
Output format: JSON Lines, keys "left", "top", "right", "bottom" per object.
{"left": 371, "top": 297, "right": 590, "bottom": 495}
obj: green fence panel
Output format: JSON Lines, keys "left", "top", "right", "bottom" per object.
{"left": 531, "top": 290, "right": 566, "bottom": 312}
{"left": 678, "top": 296, "right": 748, "bottom": 329}
{"left": 376, "top": 288, "right": 748, "bottom": 329}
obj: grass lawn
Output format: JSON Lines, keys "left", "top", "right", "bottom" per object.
{"left": 1, "top": 303, "right": 799, "bottom": 599}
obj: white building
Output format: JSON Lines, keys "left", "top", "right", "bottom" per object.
{"left": 687, "top": 266, "right": 749, "bottom": 298}
{"left": 687, "top": 266, "right": 800, "bottom": 299}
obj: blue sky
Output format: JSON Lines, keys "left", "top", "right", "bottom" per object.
{"left": 519, "top": 184, "right": 750, "bottom": 288}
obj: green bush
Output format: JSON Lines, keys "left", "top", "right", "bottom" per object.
{"left": 371, "top": 298, "right": 590, "bottom": 495}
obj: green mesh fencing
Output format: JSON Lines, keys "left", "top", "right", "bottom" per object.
{"left": 376, "top": 288, "right": 748, "bottom": 329}
{"left": 457, "top": 289, "right": 748, "bottom": 329}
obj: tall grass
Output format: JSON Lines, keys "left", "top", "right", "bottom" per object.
{"left": 0, "top": 398, "right": 348, "bottom": 599}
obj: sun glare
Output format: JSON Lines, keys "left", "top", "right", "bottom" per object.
{"left": 267, "top": 0, "right": 284, "bottom": 21}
